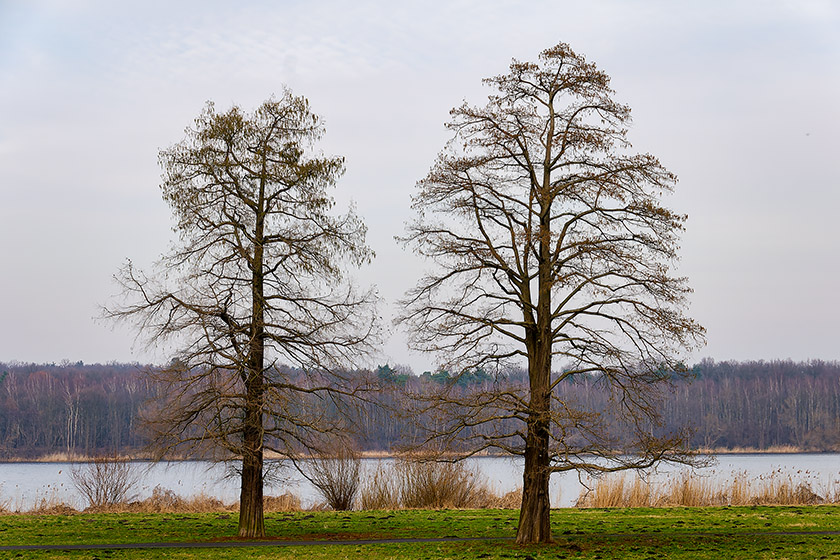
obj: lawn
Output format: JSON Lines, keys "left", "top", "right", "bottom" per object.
{"left": 1, "top": 506, "right": 840, "bottom": 558}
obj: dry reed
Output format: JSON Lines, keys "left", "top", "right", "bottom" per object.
{"left": 19, "top": 487, "right": 79, "bottom": 515}
{"left": 264, "top": 492, "right": 302, "bottom": 512}
{"left": 397, "top": 459, "right": 489, "bottom": 509}
{"left": 577, "top": 470, "right": 839, "bottom": 508}
{"left": 483, "top": 488, "right": 523, "bottom": 509}
{"left": 357, "top": 458, "right": 501, "bottom": 510}
{"left": 358, "top": 464, "right": 399, "bottom": 510}
{"left": 577, "top": 475, "right": 655, "bottom": 508}
{"left": 0, "top": 485, "right": 8, "bottom": 514}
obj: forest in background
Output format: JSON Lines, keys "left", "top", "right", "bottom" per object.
{"left": 1, "top": 359, "right": 839, "bottom": 459}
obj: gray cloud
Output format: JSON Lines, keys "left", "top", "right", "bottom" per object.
{"left": 1, "top": 0, "right": 838, "bottom": 368}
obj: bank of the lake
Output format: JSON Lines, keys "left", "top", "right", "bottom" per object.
{"left": 3, "top": 454, "right": 840, "bottom": 512}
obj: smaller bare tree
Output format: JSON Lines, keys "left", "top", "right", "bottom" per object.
{"left": 70, "top": 456, "right": 139, "bottom": 509}
{"left": 303, "top": 443, "right": 362, "bottom": 510}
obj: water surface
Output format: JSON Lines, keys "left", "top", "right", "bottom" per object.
{"left": 2, "top": 454, "right": 838, "bottom": 510}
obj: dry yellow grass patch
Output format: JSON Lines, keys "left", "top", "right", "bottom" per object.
{"left": 577, "top": 470, "right": 839, "bottom": 508}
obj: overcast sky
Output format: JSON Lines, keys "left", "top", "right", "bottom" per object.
{"left": 1, "top": 0, "right": 838, "bottom": 371}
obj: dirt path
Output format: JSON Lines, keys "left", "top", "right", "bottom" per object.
{"left": 0, "top": 535, "right": 509, "bottom": 551}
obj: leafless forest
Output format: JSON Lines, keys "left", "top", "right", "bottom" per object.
{"left": 1, "top": 359, "right": 838, "bottom": 459}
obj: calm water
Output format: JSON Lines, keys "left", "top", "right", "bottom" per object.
{"left": 1, "top": 454, "right": 838, "bottom": 510}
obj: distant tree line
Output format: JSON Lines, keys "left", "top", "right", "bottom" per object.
{"left": 0, "top": 362, "right": 152, "bottom": 458}
{"left": 1, "top": 359, "right": 839, "bottom": 459}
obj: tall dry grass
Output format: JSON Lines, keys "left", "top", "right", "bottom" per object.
{"left": 576, "top": 470, "right": 839, "bottom": 508}
{"left": 85, "top": 487, "right": 304, "bottom": 514}
{"left": 264, "top": 492, "right": 302, "bottom": 512}
{"left": 112, "top": 486, "right": 234, "bottom": 513}
{"left": 397, "top": 459, "right": 489, "bottom": 508}
{"left": 358, "top": 464, "right": 399, "bottom": 510}
{"left": 358, "top": 457, "right": 510, "bottom": 510}
{"left": 0, "top": 484, "right": 7, "bottom": 514}
{"left": 13, "top": 487, "right": 79, "bottom": 515}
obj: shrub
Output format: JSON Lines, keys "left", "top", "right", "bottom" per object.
{"left": 396, "top": 457, "right": 490, "bottom": 509}
{"left": 576, "top": 470, "right": 832, "bottom": 508}
{"left": 304, "top": 444, "right": 362, "bottom": 510}
{"left": 70, "top": 456, "right": 139, "bottom": 509}
{"left": 484, "top": 487, "right": 523, "bottom": 509}
{"left": 576, "top": 475, "right": 650, "bottom": 508}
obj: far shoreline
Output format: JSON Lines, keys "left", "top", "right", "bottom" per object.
{"left": 1, "top": 446, "right": 837, "bottom": 463}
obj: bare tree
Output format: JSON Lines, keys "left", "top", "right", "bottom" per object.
{"left": 398, "top": 43, "right": 705, "bottom": 543}
{"left": 303, "top": 441, "right": 362, "bottom": 510}
{"left": 70, "top": 456, "right": 139, "bottom": 509}
{"left": 109, "top": 91, "right": 378, "bottom": 537}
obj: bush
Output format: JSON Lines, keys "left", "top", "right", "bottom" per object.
{"left": 397, "top": 458, "right": 490, "bottom": 509}
{"left": 122, "top": 486, "right": 232, "bottom": 513}
{"left": 486, "top": 488, "right": 523, "bottom": 509}
{"left": 304, "top": 444, "right": 362, "bottom": 511}
{"left": 575, "top": 470, "right": 832, "bottom": 508}
{"left": 358, "top": 456, "right": 493, "bottom": 510}
{"left": 70, "top": 456, "right": 139, "bottom": 509}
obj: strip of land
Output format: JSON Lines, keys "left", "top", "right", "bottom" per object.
{"left": 3, "top": 507, "right": 840, "bottom": 559}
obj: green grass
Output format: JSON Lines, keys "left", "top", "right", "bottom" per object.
{"left": 2, "top": 506, "right": 840, "bottom": 558}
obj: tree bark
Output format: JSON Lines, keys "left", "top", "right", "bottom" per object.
{"left": 238, "top": 353, "right": 265, "bottom": 537}
{"left": 517, "top": 186, "right": 554, "bottom": 544}
{"left": 518, "top": 318, "right": 553, "bottom": 544}
{"left": 239, "top": 185, "right": 266, "bottom": 539}
{"left": 237, "top": 438, "right": 264, "bottom": 537}
{"left": 517, "top": 416, "right": 553, "bottom": 543}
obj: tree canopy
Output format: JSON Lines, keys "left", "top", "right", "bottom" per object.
{"left": 109, "top": 91, "right": 378, "bottom": 537}
{"left": 399, "top": 42, "right": 704, "bottom": 543}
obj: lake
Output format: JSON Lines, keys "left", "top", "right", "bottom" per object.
{"left": 2, "top": 454, "right": 839, "bottom": 511}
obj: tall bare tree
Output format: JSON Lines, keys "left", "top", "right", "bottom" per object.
{"left": 109, "top": 92, "right": 377, "bottom": 537}
{"left": 399, "top": 43, "right": 705, "bottom": 543}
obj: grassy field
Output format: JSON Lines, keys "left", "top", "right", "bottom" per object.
{"left": 2, "top": 506, "right": 840, "bottom": 559}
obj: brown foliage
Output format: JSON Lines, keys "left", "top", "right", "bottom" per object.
{"left": 358, "top": 464, "right": 399, "bottom": 510}
{"left": 396, "top": 459, "right": 491, "bottom": 509}
{"left": 107, "top": 92, "right": 378, "bottom": 538}
{"left": 264, "top": 492, "right": 302, "bottom": 512}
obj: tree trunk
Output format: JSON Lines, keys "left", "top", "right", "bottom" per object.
{"left": 237, "top": 442, "right": 264, "bottom": 538}
{"left": 238, "top": 357, "right": 265, "bottom": 537}
{"left": 515, "top": 131, "right": 557, "bottom": 544}
{"left": 238, "top": 177, "right": 267, "bottom": 539}
{"left": 516, "top": 410, "right": 553, "bottom": 543}
{"left": 516, "top": 175, "right": 554, "bottom": 544}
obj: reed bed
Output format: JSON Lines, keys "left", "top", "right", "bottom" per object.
{"left": 0, "top": 489, "right": 304, "bottom": 515}
{"left": 358, "top": 458, "right": 522, "bottom": 510}
{"left": 576, "top": 470, "right": 838, "bottom": 508}
{"left": 10, "top": 460, "right": 840, "bottom": 515}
